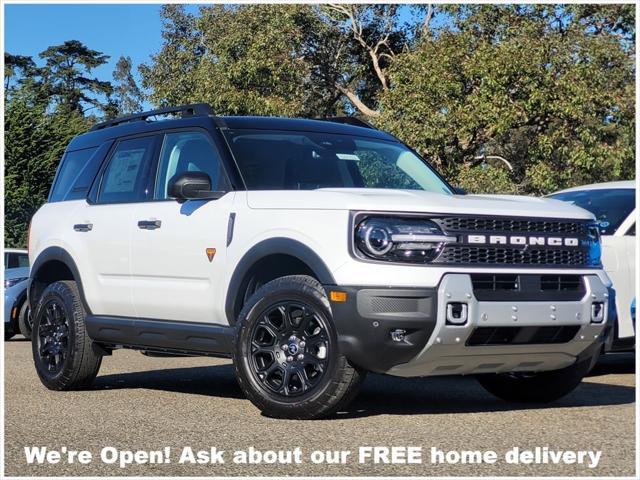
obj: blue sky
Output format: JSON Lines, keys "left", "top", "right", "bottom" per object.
{"left": 4, "top": 4, "right": 196, "bottom": 87}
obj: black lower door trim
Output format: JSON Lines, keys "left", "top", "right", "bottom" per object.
{"left": 85, "top": 315, "right": 234, "bottom": 357}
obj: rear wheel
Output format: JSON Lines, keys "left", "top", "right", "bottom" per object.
{"left": 477, "top": 357, "right": 592, "bottom": 403}
{"left": 32, "top": 281, "right": 102, "bottom": 390}
{"left": 233, "top": 275, "right": 365, "bottom": 419}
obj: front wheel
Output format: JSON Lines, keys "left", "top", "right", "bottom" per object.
{"left": 32, "top": 281, "right": 102, "bottom": 390}
{"left": 233, "top": 275, "right": 365, "bottom": 419}
{"left": 477, "top": 357, "right": 593, "bottom": 403}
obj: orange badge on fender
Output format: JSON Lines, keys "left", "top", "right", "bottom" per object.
{"left": 206, "top": 248, "right": 216, "bottom": 262}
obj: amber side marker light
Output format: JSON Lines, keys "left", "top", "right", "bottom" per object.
{"left": 329, "top": 291, "right": 348, "bottom": 303}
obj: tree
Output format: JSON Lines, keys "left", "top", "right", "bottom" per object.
{"left": 4, "top": 53, "right": 37, "bottom": 90}
{"left": 113, "top": 56, "right": 144, "bottom": 114}
{"left": 141, "top": 4, "right": 421, "bottom": 118}
{"left": 39, "top": 40, "right": 113, "bottom": 115}
{"left": 4, "top": 46, "right": 98, "bottom": 247}
{"left": 378, "top": 5, "right": 635, "bottom": 194}
{"left": 4, "top": 81, "right": 89, "bottom": 247}
{"left": 323, "top": 4, "right": 413, "bottom": 117}
{"left": 142, "top": 4, "right": 322, "bottom": 116}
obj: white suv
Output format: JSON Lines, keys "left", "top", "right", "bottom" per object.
{"left": 550, "top": 181, "right": 636, "bottom": 352}
{"left": 28, "top": 104, "right": 611, "bottom": 419}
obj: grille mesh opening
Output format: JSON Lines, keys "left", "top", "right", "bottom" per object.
{"left": 466, "top": 326, "right": 580, "bottom": 346}
{"left": 436, "top": 246, "right": 588, "bottom": 266}
{"left": 471, "top": 274, "right": 519, "bottom": 291}
{"left": 540, "top": 275, "right": 582, "bottom": 291}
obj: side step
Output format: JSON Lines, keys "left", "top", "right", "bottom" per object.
{"left": 85, "top": 315, "right": 234, "bottom": 357}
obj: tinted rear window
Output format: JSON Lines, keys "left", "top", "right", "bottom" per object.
{"left": 49, "top": 147, "right": 99, "bottom": 202}
{"left": 550, "top": 188, "right": 636, "bottom": 235}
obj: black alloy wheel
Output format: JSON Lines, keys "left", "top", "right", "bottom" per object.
{"left": 36, "top": 300, "right": 69, "bottom": 374}
{"left": 249, "top": 301, "right": 330, "bottom": 397}
{"left": 233, "top": 275, "right": 365, "bottom": 419}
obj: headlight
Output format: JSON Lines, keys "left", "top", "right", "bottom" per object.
{"left": 5, "top": 277, "right": 28, "bottom": 289}
{"left": 355, "top": 217, "right": 455, "bottom": 263}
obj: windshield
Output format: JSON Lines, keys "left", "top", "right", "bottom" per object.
{"left": 550, "top": 188, "right": 636, "bottom": 235}
{"left": 223, "top": 129, "right": 452, "bottom": 194}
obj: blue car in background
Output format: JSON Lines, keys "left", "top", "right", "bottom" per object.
{"left": 4, "top": 248, "right": 31, "bottom": 340}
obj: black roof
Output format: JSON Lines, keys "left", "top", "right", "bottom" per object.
{"left": 67, "top": 113, "right": 397, "bottom": 151}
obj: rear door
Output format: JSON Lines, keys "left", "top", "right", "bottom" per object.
{"left": 130, "top": 129, "right": 234, "bottom": 324}
{"left": 71, "top": 134, "right": 160, "bottom": 317}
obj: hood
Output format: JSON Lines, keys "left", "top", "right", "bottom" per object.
{"left": 246, "top": 188, "right": 595, "bottom": 220}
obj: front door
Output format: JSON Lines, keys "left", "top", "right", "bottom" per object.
{"left": 130, "top": 130, "right": 234, "bottom": 324}
{"left": 72, "top": 134, "right": 159, "bottom": 317}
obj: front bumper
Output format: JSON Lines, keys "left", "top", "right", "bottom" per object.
{"left": 329, "top": 273, "right": 610, "bottom": 376}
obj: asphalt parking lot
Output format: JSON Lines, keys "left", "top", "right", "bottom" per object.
{"left": 3, "top": 338, "right": 636, "bottom": 477}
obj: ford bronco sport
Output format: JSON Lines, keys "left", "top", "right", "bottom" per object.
{"left": 27, "top": 104, "right": 610, "bottom": 419}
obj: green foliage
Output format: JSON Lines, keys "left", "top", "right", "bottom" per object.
{"left": 140, "top": 4, "right": 416, "bottom": 117}
{"left": 455, "top": 164, "right": 517, "bottom": 195}
{"left": 141, "top": 5, "right": 319, "bottom": 116}
{"left": 4, "top": 40, "right": 109, "bottom": 247}
{"left": 4, "top": 85, "right": 90, "bottom": 247}
{"left": 39, "top": 40, "right": 113, "bottom": 115}
{"left": 113, "top": 56, "right": 145, "bottom": 114}
{"left": 378, "top": 5, "right": 635, "bottom": 194}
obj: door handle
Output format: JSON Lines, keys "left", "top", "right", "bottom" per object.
{"left": 73, "top": 223, "right": 93, "bottom": 232}
{"left": 137, "top": 220, "right": 162, "bottom": 230}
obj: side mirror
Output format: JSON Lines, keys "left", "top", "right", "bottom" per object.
{"left": 453, "top": 186, "right": 467, "bottom": 195}
{"left": 168, "top": 172, "right": 226, "bottom": 201}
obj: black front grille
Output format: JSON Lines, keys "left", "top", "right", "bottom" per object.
{"left": 436, "top": 217, "right": 587, "bottom": 234}
{"left": 467, "top": 326, "right": 580, "bottom": 346}
{"left": 428, "top": 215, "right": 594, "bottom": 267}
{"left": 435, "top": 246, "right": 588, "bottom": 266}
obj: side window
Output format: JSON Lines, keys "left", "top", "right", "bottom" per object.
{"left": 155, "top": 131, "right": 228, "bottom": 199}
{"left": 98, "top": 136, "right": 156, "bottom": 204}
{"left": 49, "top": 147, "right": 98, "bottom": 202}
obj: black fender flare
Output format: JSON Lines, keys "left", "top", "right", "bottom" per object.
{"left": 225, "top": 237, "right": 336, "bottom": 324}
{"left": 28, "top": 246, "right": 91, "bottom": 314}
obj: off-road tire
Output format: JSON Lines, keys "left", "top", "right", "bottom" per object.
{"left": 18, "top": 301, "right": 32, "bottom": 339}
{"left": 32, "top": 281, "right": 102, "bottom": 390}
{"left": 477, "top": 357, "right": 592, "bottom": 403}
{"left": 233, "top": 275, "right": 365, "bottom": 419}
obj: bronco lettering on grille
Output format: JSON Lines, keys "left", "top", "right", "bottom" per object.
{"left": 466, "top": 235, "right": 580, "bottom": 247}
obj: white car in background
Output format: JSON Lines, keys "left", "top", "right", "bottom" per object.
{"left": 550, "top": 181, "right": 636, "bottom": 351}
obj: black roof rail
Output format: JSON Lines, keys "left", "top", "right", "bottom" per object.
{"left": 90, "top": 103, "right": 213, "bottom": 131}
{"left": 323, "top": 116, "right": 377, "bottom": 130}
